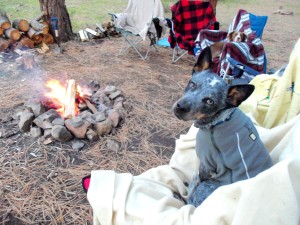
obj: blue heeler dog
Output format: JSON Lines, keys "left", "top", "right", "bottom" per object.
{"left": 173, "top": 47, "right": 273, "bottom": 207}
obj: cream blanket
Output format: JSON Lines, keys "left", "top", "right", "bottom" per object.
{"left": 87, "top": 39, "right": 300, "bottom": 225}
{"left": 114, "top": 0, "right": 165, "bottom": 40}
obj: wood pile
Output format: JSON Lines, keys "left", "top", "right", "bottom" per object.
{"left": 78, "top": 21, "right": 120, "bottom": 42}
{"left": 0, "top": 12, "right": 54, "bottom": 52}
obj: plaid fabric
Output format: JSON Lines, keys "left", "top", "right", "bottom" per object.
{"left": 168, "top": 0, "right": 216, "bottom": 54}
{"left": 196, "top": 9, "right": 265, "bottom": 81}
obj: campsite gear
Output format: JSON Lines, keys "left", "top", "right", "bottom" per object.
{"left": 109, "top": 0, "right": 165, "bottom": 60}
{"left": 167, "top": 0, "right": 217, "bottom": 63}
{"left": 51, "top": 17, "right": 62, "bottom": 54}
{"left": 195, "top": 9, "right": 267, "bottom": 82}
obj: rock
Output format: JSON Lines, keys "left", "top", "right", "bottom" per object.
{"left": 71, "top": 117, "right": 84, "bottom": 127}
{"left": 103, "top": 85, "right": 116, "bottom": 95}
{"left": 24, "top": 101, "right": 46, "bottom": 117}
{"left": 42, "top": 120, "right": 53, "bottom": 129}
{"left": 106, "top": 139, "right": 120, "bottom": 152}
{"left": 109, "top": 90, "right": 122, "bottom": 100}
{"left": 51, "top": 125, "right": 73, "bottom": 142}
{"left": 86, "top": 128, "right": 99, "bottom": 141}
{"left": 72, "top": 140, "right": 85, "bottom": 151}
{"left": 52, "top": 118, "right": 65, "bottom": 126}
{"left": 88, "top": 80, "right": 100, "bottom": 93}
{"left": 108, "top": 109, "right": 121, "bottom": 127}
{"left": 93, "top": 119, "right": 112, "bottom": 136}
{"left": 113, "top": 101, "right": 123, "bottom": 110}
{"left": 44, "top": 129, "right": 52, "bottom": 138}
{"left": 65, "top": 119, "right": 91, "bottom": 139}
{"left": 33, "top": 109, "right": 60, "bottom": 129}
{"left": 30, "top": 127, "right": 42, "bottom": 138}
{"left": 18, "top": 112, "right": 35, "bottom": 132}
{"left": 95, "top": 112, "right": 106, "bottom": 122}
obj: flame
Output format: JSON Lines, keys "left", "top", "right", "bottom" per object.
{"left": 44, "top": 79, "right": 86, "bottom": 117}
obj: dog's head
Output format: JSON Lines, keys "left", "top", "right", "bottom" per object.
{"left": 173, "top": 47, "right": 254, "bottom": 126}
{"left": 227, "top": 31, "right": 247, "bottom": 42}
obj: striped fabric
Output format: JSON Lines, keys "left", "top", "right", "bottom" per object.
{"left": 196, "top": 9, "right": 265, "bottom": 80}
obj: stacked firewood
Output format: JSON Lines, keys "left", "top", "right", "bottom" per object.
{"left": 0, "top": 12, "right": 54, "bottom": 52}
{"left": 78, "top": 21, "right": 120, "bottom": 42}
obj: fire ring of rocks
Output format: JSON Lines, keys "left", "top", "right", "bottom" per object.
{"left": 15, "top": 80, "right": 125, "bottom": 150}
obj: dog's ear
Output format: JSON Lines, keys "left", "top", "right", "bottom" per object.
{"left": 226, "top": 84, "right": 255, "bottom": 107}
{"left": 227, "top": 31, "right": 234, "bottom": 42}
{"left": 241, "top": 33, "right": 247, "bottom": 42}
{"left": 193, "top": 46, "right": 212, "bottom": 73}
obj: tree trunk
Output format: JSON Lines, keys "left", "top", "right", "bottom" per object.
{"left": 39, "top": 0, "right": 74, "bottom": 42}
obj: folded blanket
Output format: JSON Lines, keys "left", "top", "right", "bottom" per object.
{"left": 168, "top": 0, "right": 216, "bottom": 54}
{"left": 114, "top": 0, "right": 165, "bottom": 40}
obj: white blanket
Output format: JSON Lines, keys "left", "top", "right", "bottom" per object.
{"left": 115, "top": 0, "right": 165, "bottom": 40}
{"left": 87, "top": 39, "right": 300, "bottom": 225}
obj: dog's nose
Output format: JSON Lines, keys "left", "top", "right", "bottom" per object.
{"left": 175, "top": 102, "right": 190, "bottom": 113}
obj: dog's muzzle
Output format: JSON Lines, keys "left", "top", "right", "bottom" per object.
{"left": 173, "top": 99, "right": 191, "bottom": 120}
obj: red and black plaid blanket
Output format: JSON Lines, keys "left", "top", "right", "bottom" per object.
{"left": 168, "top": 0, "right": 216, "bottom": 54}
{"left": 195, "top": 9, "right": 265, "bottom": 81}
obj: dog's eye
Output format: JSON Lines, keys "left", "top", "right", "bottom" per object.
{"left": 189, "top": 81, "right": 196, "bottom": 89}
{"left": 204, "top": 98, "right": 214, "bottom": 105}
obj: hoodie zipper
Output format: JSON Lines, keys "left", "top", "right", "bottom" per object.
{"left": 210, "top": 128, "right": 233, "bottom": 183}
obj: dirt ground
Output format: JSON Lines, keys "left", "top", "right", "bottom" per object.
{"left": 0, "top": 0, "right": 299, "bottom": 224}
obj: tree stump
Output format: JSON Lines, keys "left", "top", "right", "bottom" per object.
{"left": 39, "top": 0, "right": 74, "bottom": 42}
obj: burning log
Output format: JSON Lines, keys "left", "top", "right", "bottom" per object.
{"left": 64, "top": 79, "right": 77, "bottom": 119}
{"left": 27, "top": 27, "right": 43, "bottom": 44}
{"left": 4, "top": 27, "right": 21, "bottom": 41}
{"left": 0, "top": 12, "right": 11, "bottom": 29}
{"left": 12, "top": 19, "right": 30, "bottom": 32}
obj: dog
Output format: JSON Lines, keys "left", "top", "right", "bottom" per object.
{"left": 173, "top": 46, "right": 273, "bottom": 207}
{"left": 227, "top": 30, "right": 247, "bottom": 42}
{"left": 210, "top": 31, "right": 247, "bottom": 59}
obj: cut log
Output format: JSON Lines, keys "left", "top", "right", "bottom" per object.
{"left": 27, "top": 27, "right": 43, "bottom": 44}
{"left": 12, "top": 19, "right": 30, "bottom": 32}
{"left": 85, "top": 28, "right": 100, "bottom": 37}
{"left": 84, "top": 99, "right": 98, "bottom": 114}
{"left": 17, "top": 36, "right": 35, "bottom": 49}
{"left": 41, "top": 21, "right": 49, "bottom": 34}
{"left": 30, "top": 19, "right": 46, "bottom": 31}
{"left": 63, "top": 79, "right": 77, "bottom": 119}
{"left": 79, "top": 30, "right": 89, "bottom": 41}
{"left": 0, "top": 37, "right": 10, "bottom": 51}
{"left": 42, "top": 33, "right": 54, "bottom": 44}
{"left": 0, "top": 12, "right": 11, "bottom": 29}
{"left": 4, "top": 28, "right": 21, "bottom": 41}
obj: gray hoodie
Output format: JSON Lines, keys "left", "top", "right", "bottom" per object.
{"left": 196, "top": 108, "right": 273, "bottom": 185}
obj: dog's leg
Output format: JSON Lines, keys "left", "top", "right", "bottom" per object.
{"left": 188, "top": 178, "right": 220, "bottom": 207}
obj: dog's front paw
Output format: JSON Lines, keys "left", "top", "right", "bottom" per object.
{"left": 187, "top": 179, "right": 221, "bottom": 207}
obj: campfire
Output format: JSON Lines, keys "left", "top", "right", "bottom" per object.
{"left": 16, "top": 79, "right": 125, "bottom": 149}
